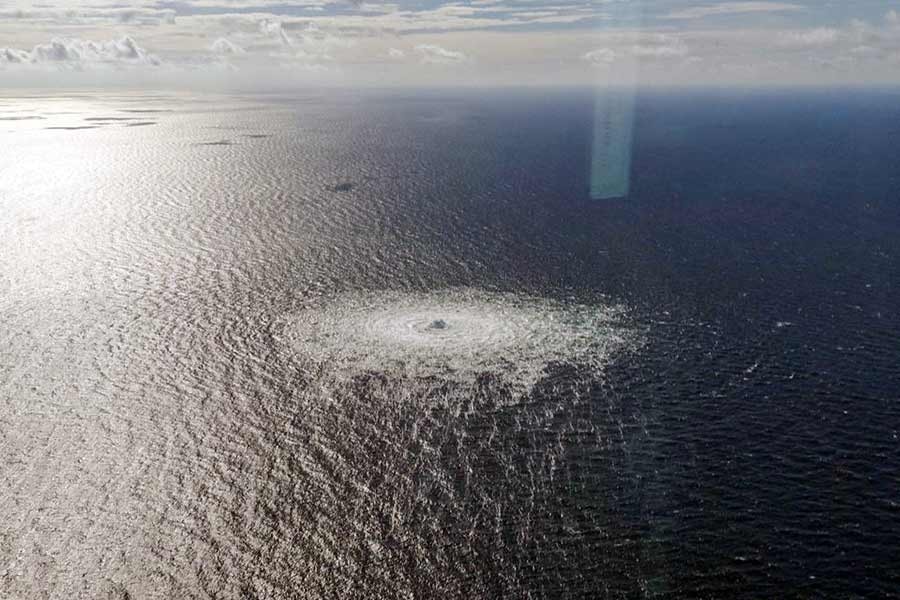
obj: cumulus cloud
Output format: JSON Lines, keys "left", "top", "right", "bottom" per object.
{"left": 235, "top": 20, "right": 354, "bottom": 72}
{"left": 0, "top": 36, "right": 160, "bottom": 68}
{"left": 414, "top": 44, "right": 467, "bottom": 64}
{"left": 0, "top": 48, "right": 31, "bottom": 64}
{"left": 260, "top": 19, "right": 294, "bottom": 47}
{"left": 583, "top": 48, "right": 617, "bottom": 66}
{"left": 299, "top": 23, "right": 354, "bottom": 53}
{"left": 211, "top": 38, "right": 245, "bottom": 55}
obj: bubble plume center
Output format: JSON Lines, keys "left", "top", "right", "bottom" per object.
{"left": 282, "top": 288, "right": 636, "bottom": 391}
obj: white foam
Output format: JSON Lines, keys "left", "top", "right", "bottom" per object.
{"left": 281, "top": 288, "right": 637, "bottom": 392}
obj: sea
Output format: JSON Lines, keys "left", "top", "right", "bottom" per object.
{"left": 1, "top": 88, "right": 898, "bottom": 599}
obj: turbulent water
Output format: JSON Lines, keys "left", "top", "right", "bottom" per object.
{"left": 282, "top": 288, "right": 636, "bottom": 392}
{"left": 1, "top": 89, "right": 899, "bottom": 599}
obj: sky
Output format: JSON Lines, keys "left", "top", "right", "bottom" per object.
{"left": 1, "top": 0, "right": 899, "bottom": 87}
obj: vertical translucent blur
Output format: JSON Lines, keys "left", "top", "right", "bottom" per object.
{"left": 591, "top": 91, "right": 635, "bottom": 199}
{"left": 591, "top": 2, "right": 642, "bottom": 200}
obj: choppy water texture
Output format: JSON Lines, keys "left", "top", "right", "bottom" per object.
{"left": 282, "top": 288, "right": 635, "bottom": 392}
{"left": 1, "top": 89, "right": 899, "bottom": 599}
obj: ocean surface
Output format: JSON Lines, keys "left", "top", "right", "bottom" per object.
{"left": 1, "top": 88, "right": 898, "bottom": 599}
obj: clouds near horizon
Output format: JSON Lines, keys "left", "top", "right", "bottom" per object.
{"left": 1, "top": 1, "right": 899, "bottom": 86}
{"left": 1, "top": 36, "right": 159, "bottom": 67}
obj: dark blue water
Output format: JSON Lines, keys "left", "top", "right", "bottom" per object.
{"left": 466, "top": 89, "right": 900, "bottom": 597}
{"left": 1, "top": 88, "right": 898, "bottom": 598}
{"left": 607, "top": 90, "right": 900, "bottom": 598}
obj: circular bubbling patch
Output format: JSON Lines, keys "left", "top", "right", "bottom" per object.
{"left": 282, "top": 288, "right": 637, "bottom": 392}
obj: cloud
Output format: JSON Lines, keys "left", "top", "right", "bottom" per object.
{"left": 583, "top": 48, "right": 617, "bottom": 65}
{"left": 0, "top": 48, "right": 31, "bottom": 64}
{"left": 1, "top": 36, "right": 160, "bottom": 68}
{"left": 2, "top": 2, "right": 900, "bottom": 86}
{"left": 583, "top": 34, "right": 690, "bottom": 65}
{"left": 778, "top": 27, "right": 840, "bottom": 49}
{"left": 667, "top": 2, "right": 803, "bottom": 20}
{"left": 632, "top": 35, "right": 690, "bottom": 58}
{"left": 0, "top": 6, "right": 176, "bottom": 26}
{"left": 293, "top": 24, "right": 354, "bottom": 63}
{"left": 414, "top": 44, "right": 467, "bottom": 64}
{"left": 259, "top": 19, "right": 294, "bottom": 47}
{"left": 211, "top": 38, "right": 245, "bottom": 55}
